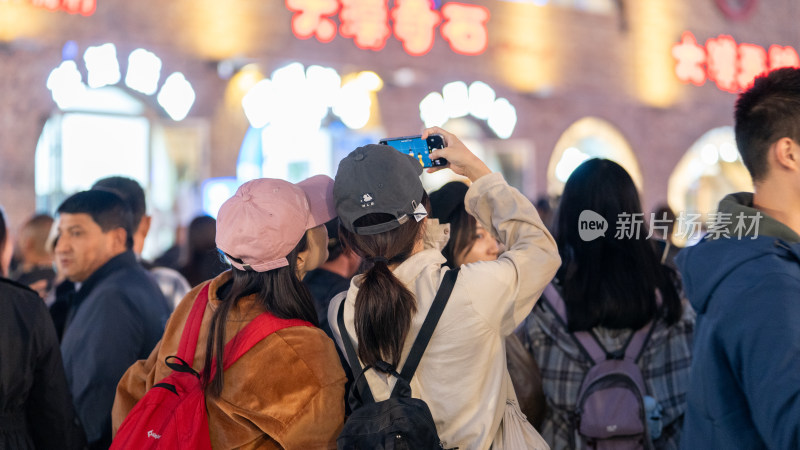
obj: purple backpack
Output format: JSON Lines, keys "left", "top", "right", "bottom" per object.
{"left": 543, "top": 284, "right": 655, "bottom": 450}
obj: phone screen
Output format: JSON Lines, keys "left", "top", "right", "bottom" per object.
{"left": 380, "top": 135, "right": 446, "bottom": 168}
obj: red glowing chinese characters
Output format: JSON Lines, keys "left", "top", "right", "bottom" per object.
{"left": 30, "top": 0, "right": 60, "bottom": 10}
{"left": 673, "top": 31, "right": 800, "bottom": 93}
{"left": 672, "top": 32, "right": 707, "bottom": 86}
{"left": 737, "top": 44, "right": 767, "bottom": 91}
{"left": 22, "top": 0, "right": 95, "bottom": 15}
{"left": 339, "top": 0, "right": 391, "bottom": 51}
{"left": 60, "top": 0, "right": 95, "bottom": 15}
{"left": 286, "top": 0, "right": 488, "bottom": 56}
{"left": 768, "top": 46, "right": 800, "bottom": 70}
{"left": 440, "top": 3, "right": 490, "bottom": 56}
{"left": 706, "top": 35, "right": 739, "bottom": 93}
{"left": 392, "top": 0, "right": 441, "bottom": 57}
{"left": 286, "top": 0, "right": 340, "bottom": 43}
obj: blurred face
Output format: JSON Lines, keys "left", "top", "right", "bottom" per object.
{"left": 455, "top": 223, "right": 500, "bottom": 266}
{"left": 54, "top": 213, "right": 126, "bottom": 282}
{"left": 296, "top": 224, "right": 329, "bottom": 279}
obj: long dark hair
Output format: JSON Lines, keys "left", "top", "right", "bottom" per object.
{"left": 440, "top": 206, "right": 478, "bottom": 268}
{"left": 555, "top": 159, "right": 682, "bottom": 331}
{"left": 202, "top": 234, "right": 318, "bottom": 397}
{"left": 430, "top": 182, "right": 477, "bottom": 267}
{"left": 338, "top": 194, "right": 430, "bottom": 367}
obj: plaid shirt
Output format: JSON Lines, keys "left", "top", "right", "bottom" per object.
{"left": 518, "top": 289, "right": 695, "bottom": 450}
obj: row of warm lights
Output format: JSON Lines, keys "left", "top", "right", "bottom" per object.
{"left": 241, "top": 65, "right": 517, "bottom": 139}
{"left": 241, "top": 62, "right": 382, "bottom": 131}
{"left": 46, "top": 43, "right": 196, "bottom": 121}
{"left": 420, "top": 81, "right": 517, "bottom": 139}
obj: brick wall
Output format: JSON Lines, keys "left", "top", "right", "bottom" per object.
{"left": 1, "top": 0, "right": 795, "bottom": 235}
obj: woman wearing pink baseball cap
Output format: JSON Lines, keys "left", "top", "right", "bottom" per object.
{"left": 112, "top": 175, "right": 346, "bottom": 449}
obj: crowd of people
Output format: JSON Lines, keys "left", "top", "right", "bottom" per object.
{"left": 1, "top": 67, "right": 799, "bottom": 449}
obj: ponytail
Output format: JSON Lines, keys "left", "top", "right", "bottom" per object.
{"left": 355, "top": 260, "right": 416, "bottom": 366}
{"left": 339, "top": 194, "right": 429, "bottom": 367}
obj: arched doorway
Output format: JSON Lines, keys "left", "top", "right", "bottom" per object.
{"left": 667, "top": 126, "right": 752, "bottom": 245}
{"left": 547, "top": 117, "right": 642, "bottom": 198}
{"left": 38, "top": 42, "right": 205, "bottom": 258}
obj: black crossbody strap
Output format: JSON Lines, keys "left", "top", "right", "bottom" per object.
{"left": 337, "top": 296, "right": 375, "bottom": 403}
{"left": 392, "top": 268, "right": 460, "bottom": 395}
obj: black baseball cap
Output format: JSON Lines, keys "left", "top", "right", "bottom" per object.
{"left": 334, "top": 144, "right": 424, "bottom": 235}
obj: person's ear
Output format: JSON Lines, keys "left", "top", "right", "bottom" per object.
{"left": 774, "top": 137, "right": 800, "bottom": 171}
{"left": 138, "top": 215, "right": 152, "bottom": 239}
{"left": 296, "top": 247, "right": 310, "bottom": 278}
{"left": 109, "top": 227, "right": 128, "bottom": 251}
{"left": 296, "top": 250, "right": 307, "bottom": 270}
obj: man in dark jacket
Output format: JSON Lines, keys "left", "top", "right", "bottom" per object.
{"left": 54, "top": 190, "right": 170, "bottom": 449}
{"left": 1, "top": 207, "right": 86, "bottom": 449}
{"left": 677, "top": 68, "right": 800, "bottom": 449}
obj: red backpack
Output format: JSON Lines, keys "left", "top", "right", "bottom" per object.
{"left": 111, "top": 283, "right": 312, "bottom": 449}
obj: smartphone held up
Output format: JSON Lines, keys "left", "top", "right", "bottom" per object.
{"left": 379, "top": 134, "right": 447, "bottom": 168}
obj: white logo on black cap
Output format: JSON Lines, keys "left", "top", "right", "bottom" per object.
{"left": 360, "top": 193, "right": 375, "bottom": 208}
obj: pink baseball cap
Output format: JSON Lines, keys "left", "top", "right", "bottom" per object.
{"left": 216, "top": 175, "right": 335, "bottom": 272}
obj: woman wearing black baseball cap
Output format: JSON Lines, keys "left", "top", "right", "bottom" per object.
{"left": 330, "top": 127, "right": 560, "bottom": 449}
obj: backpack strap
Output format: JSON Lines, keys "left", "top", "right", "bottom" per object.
{"left": 542, "top": 283, "right": 655, "bottom": 364}
{"left": 542, "top": 283, "right": 568, "bottom": 323}
{"left": 392, "top": 268, "right": 459, "bottom": 395}
{"left": 543, "top": 284, "right": 606, "bottom": 363}
{"left": 337, "top": 268, "right": 460, "bottom": 401}
{"left": 624, "top": 320, "right": 654, "bottom": 361}
{"left": 177, "top": 283, "right": 212, "bottom": 363}
{"left": 217, "top": 313, "right": 312, "bottom": 372}
{"left": 176, "top": 281, "right": 312, "bottom": 376}
{"left": 623, "top": 289, "right": 662, "bottom": 362}
{"left": 338, "top": 296, "right": 375, "bottom": 404}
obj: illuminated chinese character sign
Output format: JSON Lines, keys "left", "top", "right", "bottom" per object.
{"left": 286, "top": 0, "right": 489, "bottom": 56}
{"left": 285, "top": 0, "right": 339, "bottom": 43}
{"left": 340, "top": 0, "right": 392, "bottom": 51}
{"left": 1, "top": 0, "right": 96, "bottom": 16}
{"left": 440, "top": 2, "right": 489, "bottom": 55}
{"left": 672, "top": 31, "right": 800, "bottom": 93}
{"left": 393, "top": 0, "right": 441, "bottom": 56}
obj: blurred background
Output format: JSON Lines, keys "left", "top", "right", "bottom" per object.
{"left": 1, "top": 0, "right": 793, "bottom": 258}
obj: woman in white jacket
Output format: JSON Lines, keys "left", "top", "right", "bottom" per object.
{"left": 328, "top": 127, "right": 560, "bottom": 450}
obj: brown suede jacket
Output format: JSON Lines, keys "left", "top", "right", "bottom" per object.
{"left": 112, "top": 270, "right": 346, "bottom": 449}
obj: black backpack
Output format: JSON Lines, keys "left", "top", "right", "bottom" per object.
{"left": 336, "top": 269, "right": 459, "bottom": 450}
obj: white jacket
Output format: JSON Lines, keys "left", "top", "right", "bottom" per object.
{"left": 329, "top": 172, "right": 560, "bottom": 450}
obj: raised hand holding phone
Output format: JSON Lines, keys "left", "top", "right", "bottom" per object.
{"left": 423, "top": 127, "right": 492, "bottom": 182}
{"left": 379, "top": 134, "right": 447, "bottom": 168}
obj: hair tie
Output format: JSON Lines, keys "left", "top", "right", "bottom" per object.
{"left": 368, "top": 256, "right": 389, "bottom": 264}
